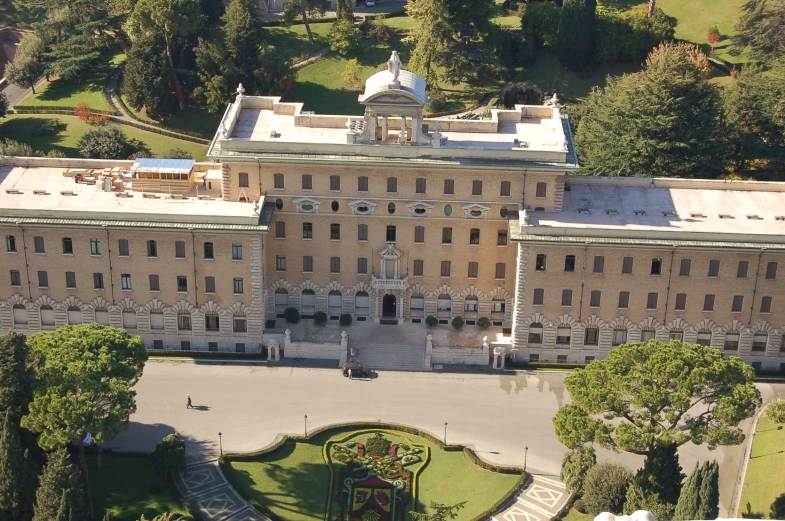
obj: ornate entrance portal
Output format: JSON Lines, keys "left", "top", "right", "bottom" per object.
{"left": 382, "top": 294, "right": 397, "bottom": 318}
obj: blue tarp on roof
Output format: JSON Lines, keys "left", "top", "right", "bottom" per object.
{"left": 131, "top": 158, "right": 195, "bottom": 174}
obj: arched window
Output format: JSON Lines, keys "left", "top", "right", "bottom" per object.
{"left": 275, "top": 288, "right": 289, "bottom": 313}
{"left": 528, "top": 322, "right": 543, "bottom": 344}
{"left": 328, "top": 290, "right": 342, "bottom": 315}
{"left": 94, "top": 307, "right": 110, "bottom": 326}
{"left": 67, "top": 305, "right": 82, "bottom": 325}
{"left": 464, "top": 295, "right": 479, "bottom": 318}
{"left": 409, "top": 293, "right": 424, "bottom": 318}
{"left": 301, "top": 289, "right": 316, "bottom": 314}
{"left": 355, "top": 291, "right": 370, "bottom": 316}
{"left": 13, "top": 304, "right": 27, "bottom": 325}
{"left": 40, "top": 305, "right": 55, "bottom": 327}
{"left": 436, "top": 295, "right": 451, "bottom": 318}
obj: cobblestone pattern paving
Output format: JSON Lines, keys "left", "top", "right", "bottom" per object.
{"left": 493, "top": 474, "right": 570, "bottom": 521}
{"left": 177, "top": 460, "right": 269, "bottom": 521}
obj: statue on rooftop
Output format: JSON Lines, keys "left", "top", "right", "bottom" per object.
{"left": 388, "top": 51, "right": 402, "bottom": 84}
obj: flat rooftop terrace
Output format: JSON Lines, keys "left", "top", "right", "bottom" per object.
{"left": 0, "top": 165, "right": 263, "bottom": 228}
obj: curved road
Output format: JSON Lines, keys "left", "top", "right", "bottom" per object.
{"left": 108, "top": 361, "right": 784, "bottom": 517}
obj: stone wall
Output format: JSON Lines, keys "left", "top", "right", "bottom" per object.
{"left": 431, "top": 345, "right": 490, "bottom": 365}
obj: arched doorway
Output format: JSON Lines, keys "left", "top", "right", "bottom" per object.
{"left": 382, "top": 294, "right": 397, "bottom": 318}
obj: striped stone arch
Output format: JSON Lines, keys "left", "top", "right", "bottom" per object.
{"left": 522, "top": 312, "right": 550, "bottom": 328}
{"left": 694, "top": 318, "right": 719, "bottom": 333}
{"left": 62, "top": 295, "right": 86, "bottom": 311}
{"left": 348, "top": 281, "right": 373, "bottom": 296}
{"left": 143, "top": 299, "right": 168, "bottom": 313}
{"left": 33, "top": 295, "right": 57, "bottom": 309}
{"left": 170, "top": 300, "right": 196, "bottom": 314}
{"left": 431, "top": 284, "right": 458, "bottom": 300}
{"left": 750, "top": 321, "right": 774, "bottom": 334}
{"left": 227, "top": 302, "right": 250, "bottom": 316}
{"left": 609, "top": 315, "right": 635, "bottom": 330}
{"left": 638, "top": 316, "right": 661, "bottom": 330}
{"left": 201, "top": 300, "right": 224, "bottom": 315}
{"left": 722, "top": 318, "right": 748, "bottom": 333}
{"left": 405, "top": 283, "right": 430, "bottom": 299}
{"left": 665, "top": 317, "right": 691, "bottom": 333}
{"left": 459, "top": 285, "right": 484, "bottom": 299}
{"left": 296, "top": 279, "right": 322, "bottom": 295}
{"left": 90, "top": 296, "right": 112, "bottom": 311}
{"left": 582, "top": 314, "right": 605, "bottom": 328}
{"left": 486, "top": 286, "right": 512, "bottom": 301}
{"left": 117, "top": 297, "right": 140, "bottom": 312}
{"left": 323, "top": 280, "right": 345, "bottom": 293}
{"left": 553, "top": 314, "right": 578, "bottom": 327}
{"left": 269, "top": 279, "right": 294, "bottom": 292}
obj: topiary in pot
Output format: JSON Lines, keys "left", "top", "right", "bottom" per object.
{"left": 314, "top": 311, "right": 327, "bottom": 325}
{"left": 477, "top": 317, "right": 491, "bottom": 329}
{"left": 284, "top": 307, "right": 300, "bottom": 324}
{"left": 425, "top": 315, "right": 439, "bottom": 328}
{"left": 452, "top": 316, "right": 465, "bottom": 330}
{"left": 339, "top": 313, "right": 352, "bottom": 326}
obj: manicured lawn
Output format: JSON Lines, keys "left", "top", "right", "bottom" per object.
{"left": 223, "top": 428, "right": 521, "bottom": 521}
{"left": 562, "top": 505, "right": 590, "bottom": 521}
{"left": 89, "top": 453, "right": 192, "bottom": 521}
{"left": 263, "top": 22, "right": 333, "bottom": 63}
{"left": 0, "top": 115, "right": 208, "bottom": 160}
{"left": 18, "top": 51, "right": 126, "bottom": 111}
{"left": 739, "top": 415, "right": 785, "bottom": 518}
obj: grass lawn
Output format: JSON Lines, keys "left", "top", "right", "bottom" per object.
{"left": 263, "top": 22, "right": 333, "bottom": 63}
{"left": 739, "top": 415, "right": 785, "bottom": 518}
{"left": 0, "top": 115, "right": 208, "bottom": 160}
{"left": 18, "top": 51, "right": 126, "bottom": 111}
{"left": 562, "top": 505, "right": 590, "bottom": 521}
{"left": 88, "top": 452, "right": 192, "bottom": 521}
{"left": 223, "top": 428, "right": 521, "bottom": 521}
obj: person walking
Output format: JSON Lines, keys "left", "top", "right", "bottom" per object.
{"left": 186, "top": 395, "right": 193, "bottom": 409}
{"left": 348, "top": 368, "right": 353, "bottom": 380}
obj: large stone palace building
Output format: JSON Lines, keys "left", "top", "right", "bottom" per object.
{"left": 1, "top": 56, "right": 784, "bottom": 370}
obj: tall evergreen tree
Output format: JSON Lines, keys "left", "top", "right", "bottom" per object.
{"left": 733, "top": 0, "right": 785, "bottom": 60}
{"left": 33, "top": 448, "right": 85, "bottom": 521}
{"left": 123, "top": 35, "right": 175, "bottom": 118}
{"left": 0, "top": 332, "right": 34, "bottom": 423}
{"left": 223, "top": 0, "right": 263, "bottom": 72}
{"left": 696, "top": 461, "right": 719, "bottom": 521}
{"left": 636, "top": 442, "right": 685, "bottom": 505}
{"left": 556, "top": 0, "right": 597, "bottom": 71}
{"left": 404, "top": 0, "right": 449, "bottom": 88}
{"left": 673, "top": 463, "right": 701, "bottom": 521}
{"left": 0, "top": 411, "right": 37, "bottom": 521}
{"left": 282, "top": 0, "right": 329, "bottom": 45}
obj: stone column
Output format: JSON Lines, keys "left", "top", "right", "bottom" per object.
{"left": 400, "top": 115, "right": 407, "bottom": 144}
{"left": 411, "top": 115, "right": 420, "bottom": 144}
{"left": 382, "top": 115, "right": 388, "bottom": 143}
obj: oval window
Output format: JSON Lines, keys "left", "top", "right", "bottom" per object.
{"left": 332, "top": 201, "right": 339, "bottom": 212}
{"left": 302, "top": 203, "right": 314, "bottom": 211}
{"left": 414, "top": 207, "right": 426, "bottom": 215}
{"left": 470, "top": 209, "right": 482, "bottom": 217}
{"left": 444, "top": 204, "right": 452, "bottom": 216}
{"left": 500, "top": 206, "right": 508, "bottom": 218}
{"left": 275, "top": 198, "right": 283, "bottom": 210}
{"left": 388, "top": 202, "right": 396, "bottom": 214}
{"left": 357, "top": 205, "right": 369, "bottom": 213}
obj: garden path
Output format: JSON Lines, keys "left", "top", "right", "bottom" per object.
{"left": 493, "top": 473, "right": 570, "bottom": 521}
{"left": 178, "top": 459, "right": 269, "bottom": 521}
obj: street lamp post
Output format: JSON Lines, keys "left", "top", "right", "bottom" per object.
{"left": 524, "top": 446, "right": 528, "bottom": 472}
{"left": 304, "top": 414, "right": 308, "bottom": 436}
{"left": 444, "top": 422, "right": 448, "bottom": 445}
{"left": 218, "top": 432, "right": 223, "bottom": 457}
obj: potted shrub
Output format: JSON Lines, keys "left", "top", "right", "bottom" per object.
{"left": 314, "top": 311, "right": 327, "bottom": 325}
{"left": 451, "top": 316, "right": 465, "bottom": 330}
{"left": 477, "top": 317, "right": 491, "bottom": 329}
{"left": 425, "top": 315, "right": 439, "bottom": 328}
{"left": 284, "top": 307, "right": 300, "bottom": 324}
{"left": 339, "top": 313, "right": 353, "bottom": 326}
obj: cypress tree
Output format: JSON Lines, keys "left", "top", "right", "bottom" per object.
{"left": 0, "top": 332, "right": 33, "bottom": 422}
{"left": 556, "top": 0, "right": 597, "bottom": 71}
{"left": 55, "top": 491, "right": 70, "bottom": 521}
{"left": 0, "top": 410, "right": 37, "bottom": 521}
{"left": 638, "top": 442, "right": 685, "bottom": 505}
{"left": 33, "top": 448, "right": 85, "bottom": 521}
{"left": 697, "top": 461, "right": 720, "bottom": 520}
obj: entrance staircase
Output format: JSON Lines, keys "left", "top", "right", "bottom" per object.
{"left": 354, "top": 342, "right": 429, "bottom": 371}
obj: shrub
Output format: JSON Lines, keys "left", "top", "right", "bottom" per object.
{"left": 161, "top": 147, "right": 193, "bottom": 159}
{"left": 522, "top": 1, "right": 561, "bottom": 48}
{"left": 500, "top": 82, "right": 544, "bottom": 109}
{"left": 152, "top": 433, "right": 186, "bottom": 481}
{"left": 771, "top": 493, "right": 785, "bottom": 520}
{"left": 477, "top": 317, "right": 491, "bottom": 329}
{"left": 583, "top": 462, "right": 633, "bottom": 515}
{"left": 765, "top": 398, "right": 785, "bottom": 423}
{"left": 32, "top": 118, "right": 66, "bottom": 136}
{"left": 284, "top": 307, "right": 300, "bottom": 324}
{"left": 451, "top": 316, "right": 465, "bottom": 330}
{"left": 561, "top": 447, "right": 596, "bottom": 495}
{"left": 556, "top": 0, "right": 598, "bottom": 71}
{"left": 707, "top": 25, "right": 721, "bottom": 47}
{"left": 74, "top": 103, "right": 93, "bottom": 123}
{"left": 329, "top": 17, "right": 361, "bottom": 56}
{"left": 425, "top": 315, "right": 439, "bottom": 328}
{"left": 427, "top": 88, "right": 448, "bottom": 113}
{"left": 342, "top": 58, "right": 364, "bottom": 90}
{"left": 314, "top": 311, "right": 328, "bottom": 325}
{"left": 574, "top": 499, "right": 585, "bottom": 514}
{"left": 0, "top": 138, "right": 37, "bottom": 157}
{"left": 339, "top": 313, "right": 352, "bottom": 326}
{"left": 77, "top": 125, "right": 140, "bottom": 159}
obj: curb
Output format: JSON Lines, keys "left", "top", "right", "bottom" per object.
{"left": 147, "top": 357, "right": 269, "bottom": 365}
{"left": 729, "top": 401, "right": 768, "bottom": 517}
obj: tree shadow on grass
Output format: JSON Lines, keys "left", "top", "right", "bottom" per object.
{"left": 264, "top": 27, "right": 331, "bottom": 63}
{"left": 285, "top": 81, "right": 365, "bottom": 115}
{"left": 0, "top": 116, "right": 76, "bottom": 156}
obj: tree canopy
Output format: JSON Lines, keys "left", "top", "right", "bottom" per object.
{"left": 0, "top": 332, "right": 34, "bottom": 423}
{"left": 32, "top": 448, "right": 85, "bottom": 521}
{"left": 556, "top": 0, "right": 597, "bottom": 71}
{"left": 733, "top": 0, "right": 785, "bottom": 59}
{"left": 5, "top": 34, "right": 45, "bottom": 94}
{"left": 552, "top": 340, "right": 761, "bottom": 456}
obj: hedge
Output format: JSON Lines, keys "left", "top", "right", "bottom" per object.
{"left": 260, "top": 17, "right": 337, "bottom": 27}
{"left": 148, "top": 349, "right": 268, "bottom": 360}
{"left": 363, "top": 9, "right": 407, "bottom": 21}
{"left": 11, "top": 106, "right": 119, "bottom": 116}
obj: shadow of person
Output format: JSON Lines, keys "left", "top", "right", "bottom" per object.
{"left": 192, "top": 405, "right": 211, "bottom": 411}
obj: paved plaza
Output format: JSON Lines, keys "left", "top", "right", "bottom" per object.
{"left": 108, "top": 361, "right": 785, "bottom": 518}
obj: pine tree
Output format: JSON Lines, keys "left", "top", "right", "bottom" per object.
{"left": 404, "top": 0, "right": 448, "bottom": 88}
{"left": 223, "top": 0, "right": 263, "bottom": 73}
{"left": 637, "top": 442, "right": 685, "bottom": 505}
{"left": 696, "top": 461, "right": 719, "bottom": 521}
{"left": 673, "top": 463, "right": 702, "bottom": 521}
{"left": 556, "top": 0, "right": 597, "bottom": 71}
{"left": 0, "top": 410, "right": 37, "bottom": 521}
{"left": 0, "top": 332, "right": 34, "bottom": 422}
{"left": 33, "top": 448, "right": 85, "bottom": 521}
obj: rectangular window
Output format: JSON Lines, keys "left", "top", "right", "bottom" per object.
{"left": 533, "top": 288, "right": 544, "bottom": 306}
{"left": 205, "top": 276, "right": 215, "bottom": 293}
{"left": 303, "top": 256, "right": 313, "bottom": 272}
{"left": 358, "top": 176, "right": 368, "bottom": 192}
{"left": 468, "top": 262, "right": 479, "bottom": 278}
{"left": 590, "top": 290, "right": 601, "bottom": 308}
{"left": 752, "top": 334, "right": 768, "bottom": 351}
{"left": 442, "top": 227, "right": 452, "bottom": 244}
{"left": 496, "top": 263, "right": 506, "bottom": 279}
{"left": 207, "top": 342, "right": 217, "bottom": 352}
{"left": 675, "top": 293, "right": 687, "bottom": 311}
{"left": 651, "top": 258, "right": 662, "bottom": 275}
{"left": 761, "top": 296, "right": 772, "bottom": 313}
{"left": 153, "top": 340, "right": 164, "bottom": 349}
{"left": 535, "top": 182, "right": 547, "bottom": 198}
{"left": 118, "top": 239, "right": 129, "bottom": 257}
{"left": 235, "top": 343, "right": 246, "bottom": 353}
{"left": 274, "top": 173, "right": 284, "bottom": 189}
{"left": 441, "top": 261, "right": 451, "bottom": 277}
{"left": 386, "top": 225, "right": 396, "bottom": 242}
{"left": 303, "top": 222, "right": 313, "bottom": 239}
{"left": 204, "top": 242, "right": 214, "bottom": 259}
{"left": 330, "top": 257, "right": 341, "bottom": 273}
{"left": 472, "top": 180, "right": 483, "bottom": 195}
{"left": 565, "top": 255, "right": 576, "bottom": 272}
{"left": 562, "top": 289, "right": 573, "bottom": 307}
{"left": 178, "top": 313, "right": 192, "bottom": 331}
{"left": 147, "top": 240, "right": 157, "bottom": 258}
{"left": 276, "top": 256, "right": 286, "bottom": 271}
{"left": 497, "top": 230, "right": 508, "bottom": 246}
{"left": 331, "top": 223, "right": 341, "bottom": 240}
{"left": 93, "top": 272, "right": 104, "bottom": 289}
{"left": 641, "top": 329, "right": 656, "bottom": 342}
{"left": 528, "top": 325, "right": 543, "bottom": 345}
{"left": 500, "top": 181, "right": 511, "bottom": 197}
{"left": 557, "top": 354, "right": 568, "bottom": 363}
{"left": 358, "top": 224, "right": 368, "bottom": 241}
{"left": 34, "top": 236, "right": 45, "bottom": 254}
{"left": 557, "top": 327, "right": 571, "bottom": 345}
{"left": 414, "top": 260, "right": 424, "bottom": 276}
{"left": 62, "top": 237, "right": 73, "bottom": 255}
{"left": 275, "top": 221, "right": 286, "bottom": 238}
{"left": 732, "top": 295, "right": 744, "bottom": 313}
{"left": 232, "top": 243, "right": 242, "bottom": 260}
{"left": 536, "top": 254, "right": 546, "bottom": 271}
{"left": 766, "top": 261, "right": 778, "bottom": 279}
{"left": 90, "top": 238, "right": 101, "bottom": 255}
{"left": 622, "top": 257, "right": 633, "bottom": 274}
{"left": 233, "top": 278, "right": 244, "bottom": 294}
{"left": 330, "top": 175, "right": 340, "bottom": 191}
{"left": 708, "top": 259, "right": 720, "bottom": 277}
{"left": 175, "top": 240, "right": 186, "bottom": 258}
{"left": 585, "top": 328, "right": 599, "bottom": 346}
{"left": 302, "top": 174, "right": 312, "bottom": 190}
{"left": 646, "top": 292, "right": 658, "bottom": 310}
{"left": 6, "top": 236, "right": 16, "bottom": 253}
{"left": 180, "top": 341, "right": 191, "bottom": 350}
{"left": 387, "top": 177, "right": 397, "bottom": 193}
{"left": 121, "top": 274, "right": 131, "bottom": 290}
{"left": 697, "top": 332, "right": 712, "bottom": 346}
{"left": 593, "top": 256, "right": 604, "bottom": 274}
{"left": 234, "top": 317, "right": 247, "bottom": 333}
{"left": 38, "top": 271, "right": 48, "bottom": 288}
{"left": 414, "top": 226, "right": 425, "bottom": 244}
{"left": 10, "top": 270, "right": 21, "bottom": 286}
{"left": 612, "top": 329, "right": 628, "bottom": 346}
{"left": 703, "top": 294, "right": 715, "bottom": 311}
{"left": 724, "top": 333, "right": 739, "bottom": 350}
{"left": 618, "top": 291, "right": 630, "bottom": 309}
{"left": 238, "top": 172, "right": 249, "bottom": 188}
{"left": 177, "top": 275, "right": 188, "bottom": 292}
{"left": 737, "top": 260, "right": 749, "bottom": 278}
{"left": 415, "top": 178, "right": 426, "bottom": 194}
{"left": 443, "top": 179, "right": 454, "bottom": 195}
{"left": 149, "top": 274, "right": 160, "bottom": 291}
{"left": 679, "top": 258, "right": 691, "bottom": 276}
{"left": 205, "top": 314, "right": 220, "bottom": 331}
{"left": 357, "top": 257, "right": 368, "bottom": 274}
{"left": 469, "top": 228, "right": 480, "bottom": 245}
